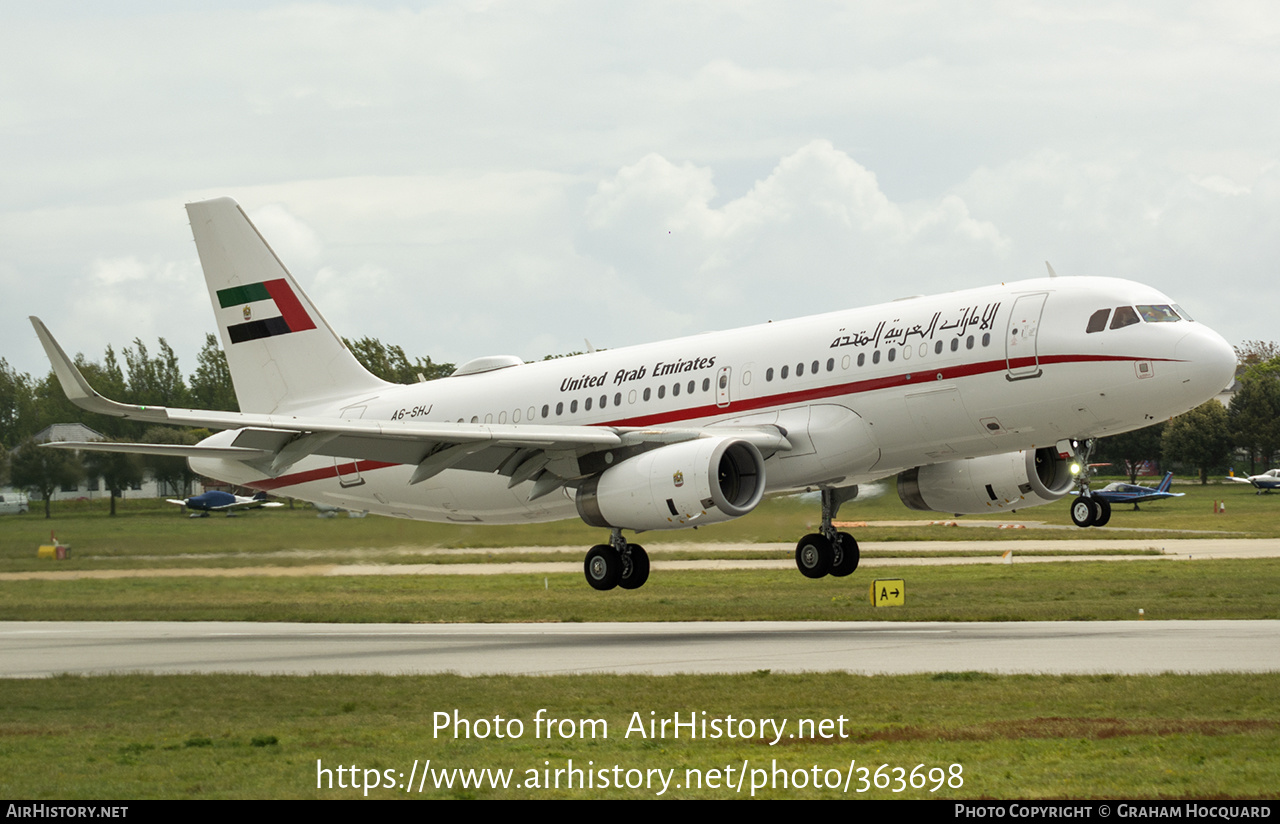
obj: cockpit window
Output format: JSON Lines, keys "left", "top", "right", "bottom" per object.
{"left": 1172, "top": 304, "right": 1193, "bottom": 322}
{"left": 1110, "top": 306, "right": 1140, "bottom": 330}
{"left": 1137, "top": 304, "right": 1180, "bottom": 323}
{"left": 1086, "top": 308, "right": 1110, "bottom": 333}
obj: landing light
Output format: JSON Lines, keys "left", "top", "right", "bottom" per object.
{"left": 1070, "top": 463, "right": 1081, "bottom": 476}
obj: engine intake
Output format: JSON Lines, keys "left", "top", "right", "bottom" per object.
{"left": 897, "top": 447, "right": 1074, "bottom": 515}
{"left": 576, "top": 438, "right": 766, "bottom": 530}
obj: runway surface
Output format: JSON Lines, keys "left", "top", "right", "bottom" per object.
{"left": 2, "top": 620, "right": 1277, "bottom": 678}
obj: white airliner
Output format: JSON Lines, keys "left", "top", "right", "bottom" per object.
{"left": 32, "top": 198, "right": 1236, "bottom": 590}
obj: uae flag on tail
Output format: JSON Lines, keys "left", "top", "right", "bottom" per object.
{"left": 217, "top": 279, "right": 317, "bottom": 344}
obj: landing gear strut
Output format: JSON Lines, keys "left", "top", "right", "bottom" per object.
{"left": 584, "top": 528, "right": 650, "bottom": 591}
{"left": 795, "top": 486, "right": 860, "bottom": 580}
{"left": 1070, "top": 439, "right": 1111, "bottom": 528}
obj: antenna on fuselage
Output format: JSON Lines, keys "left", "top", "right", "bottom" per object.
{"left": 1045, "top": 261, "right": 1059, "bottom": 278}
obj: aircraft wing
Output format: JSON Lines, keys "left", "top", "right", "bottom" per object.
{"left": 32, "top": 317, "right": 790, "bottom": 489}
{"left": 1225, "top": 476, "right": 1255, "bottom": 484}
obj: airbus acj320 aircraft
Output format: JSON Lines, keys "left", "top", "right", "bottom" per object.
{"left": 33, "top": 198, "right": 1236, "bottom": 591}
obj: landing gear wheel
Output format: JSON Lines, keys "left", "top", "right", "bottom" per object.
{"left": 1092, "top": 498, "right": 1112, "bottom": 527}
{"left": 795, "top": 533, "right": 834, "bottom": 578}
{"left": 584, "top": 544, "right": 621, "bottom": 590}
{"left": 1071, "top": 498, "right": 1097, "bottom": 528}
{"left": 830, "top": 532, "right": 860, "bottom": 577}
{"left": 618, "top": 544, "right": 650, "bottom": 590}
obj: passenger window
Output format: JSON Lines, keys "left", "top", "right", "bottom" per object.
{"left": 584, "top": 397, "right": 592, "bottom": 411}
{"left": 658, "top": 385, "right": 665, "bottom": 399}
{"left": 766, "top": 367, "right": 774, "bottom": 382}
{"left": 826, "top": 358, "right": 834, "bottom": 372}
{"left": 555, "top": 402, "right": 563, "bottom": 416}
{"left": 857, "top": 353, "right": 865, "bottom": 367}
{"left": 541, "top": 404, "right": 549, "bottom": 418}
{"left": 1110, "top": 306, "right": 1140, "bottom": 329}
{"left": 703, "top": 378, "right": 711, "bottom": 392}
{"left": 887, "top": 348, "right": 896, "bottom": 362}
{"left": 1086, "top": 308, "right": 1110, "bottom": 333}
{"left": 796, "top": 362, "right": 804, "bottom": 377}
{"left": 687, "top": 380, "right": 695, "bottom": 394}
{"left": 966, "top": 335, "right": 974, "bottom": 350}
{"left": 614, "top": 392, "right": 622, "bottom": 406}
{"left": 950, "top": 339, "right": 959, "bottom": 352}
{"left": 872, "top": 350, "right": 881, "bottom": 364}
{"left": 781, "top": 365, "right": 789, "bottom": 379}
{"left": 982, "top": 333, "right": 990, "bottom": 347}
{"left": 643, "top": 387, "right": 651, "bottom": 401}
{"left": 935, "top": 341, "right": 943, "bottom": 355}
{"left": 570, "top": 400, "right": 577, "bottom": 413}
{"left": 599, "top": 395, "right": 607, "bottom": 408}
{"left": 811, "top": 360, "right": 819, "bottom": 374}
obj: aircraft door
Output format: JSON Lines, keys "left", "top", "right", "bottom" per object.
{"left": 1006, "top": 293, "right": 1047, "bottom": 380}
{"left": 716, "top": 366, "right": 732, "bottom": 408}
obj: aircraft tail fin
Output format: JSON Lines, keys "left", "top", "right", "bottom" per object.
{"left": 185, "top": 198, "right": 390, "bottom": 414}
{"left": 1157, "top": 471, "right": 1173, "bottom": 493}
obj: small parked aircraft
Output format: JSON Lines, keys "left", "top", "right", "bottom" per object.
{"left": 169, "top": 490, "right": 284, "bottom": 517}
{"left": 1075, "top": 471, "right": 1183, "bottom": 516}
{"left": 1226, "top": 469, "right": 1280, "bottom": 493}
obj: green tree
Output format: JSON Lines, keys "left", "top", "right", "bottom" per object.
{"left": 1162, "top": 401, "right": 1232, "bottom": 484}
{"left": 1227, "top": 359, "right": 1280, "bottom": 473}
{"left": 123, "top": 338, "right": 189, "bottom": 407}
{"left": 82, "top": 445, "right": 143, "bottom": 517}
{"left": 189, "top": 334, "right": 239, "bottom": 411}
{"left": 10, "top": 440, "right": 82, "bottom": 519}
{"left": 1233, "top": 340, "right": 1280, "bottom": 368}
{"left": 344, "top": 337, "right": 453, "bottom": 384}
{"left": 1096, "top": 422, "right": 1165, "bottom": 483}
{"left": 0, "top": 359, "right": 37, "bottom": 447}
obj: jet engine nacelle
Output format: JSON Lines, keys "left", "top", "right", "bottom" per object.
{"left": 576, "top": 437, "right": 766, "bottom": 530}
{"left": 897, "top": 447, "right": 1075, "bottom": 515}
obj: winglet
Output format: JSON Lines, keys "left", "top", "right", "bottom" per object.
{"left": 28, "top": 316, "right": 169, "bottom": 421}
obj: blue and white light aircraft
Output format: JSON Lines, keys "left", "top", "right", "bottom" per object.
{"left": 32, "top": 198, "right": 1237, "bottom": 590}
{"left": 168, "top": 489, "right": 284, "bottom": 517}
{"left": 1071, "top": 471, "right": 1183, "bottom": 524}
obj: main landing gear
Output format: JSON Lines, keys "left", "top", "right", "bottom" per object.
{"left": 584, "top": 528, "right": 650, "bottom": 591}
{"left": 795, "top": 486, "right": 860, "bottom": 580}
{"left": 1070, "top": 438, "right": 1111, "bottom": 528}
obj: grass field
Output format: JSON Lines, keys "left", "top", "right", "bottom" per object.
{"left": 2, "top": 672, "right": 1275, "bottom": 799}
{"left": 0, "top": 479, "right": 1270, "bottom": 575}
{"left": 1, "top": 560, "right": 1277, "bottom": 623}
{"left": 2, "top": 479, "right": 1276, "bottom": 799}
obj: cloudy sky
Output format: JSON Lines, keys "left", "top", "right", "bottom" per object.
{"left": 2, "top": 1, "right": 1277, "bottom": 381}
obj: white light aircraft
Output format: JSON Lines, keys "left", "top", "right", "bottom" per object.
{"left": 32, "top": 198, "right": 1236, "bottom": 590}
{"left": 1226, "top": 469, "right": 1280, "bottom": 493}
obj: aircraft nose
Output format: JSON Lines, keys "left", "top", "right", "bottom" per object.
{"left": 1174, "top": 326, "right": 1236, "bottom": 400}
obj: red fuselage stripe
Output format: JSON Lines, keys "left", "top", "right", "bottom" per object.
{"left": 248, "top": 353, "right": 1173, "bottom": 492}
